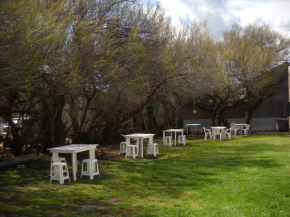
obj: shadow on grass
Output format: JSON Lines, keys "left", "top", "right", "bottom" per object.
{"left": 0, "top": 135, "right": 289, "bottom": 216}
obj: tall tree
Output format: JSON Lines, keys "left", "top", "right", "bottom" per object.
{"left": 0, "top": 0, "right": 71, "bottom": 153}
{"left": 222, "top": 23, "right": 290, "bottom": 123}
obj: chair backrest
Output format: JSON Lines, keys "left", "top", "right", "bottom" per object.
{"left": 245, "top": 124, "right": 250, "bottom": 130}
{"left": 230, "top": 123, "right": 236, "bottom": 128}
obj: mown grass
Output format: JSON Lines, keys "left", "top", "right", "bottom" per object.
{"left": 1, "top": 134, "right": 290, "bottom": 216}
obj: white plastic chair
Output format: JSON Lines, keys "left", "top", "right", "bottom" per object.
{"left": 50, "top": 157, "right": 67, "bottom": 177}
{"left": 225, "top": 128, "right": 232, "bottom": 140}
{"left": 125, "top": 144, "right": 139, "bottom": 159}
{"left": 178, "top": 135, "right": 186, "bottom": 145}
{"left": 81, "top": 159, "right": 100, "bottom": 179}
{"left": 203, "top": 127, "right": 212, "bottom": 140}
{"left": 234, "top": 125, "right": 241, "bottom": 136}
{"left": 146, "top": 143, "right": 159, "bottom": 157}
{"left": 51, "top": 157, "right": 66, "bottom": 163}
{"left": 50, "top": 162, "right": 70, "bottom": 184}
{"left": 243, "top": 124, "right": 251, "bottom": 135}
{"left": 119, "top": 142, "right": 126, "bottom": 155}
{"left": 230, "top": 123, "right": 236, "bottom": 135}
{"left": 163, "top": 136, "right": 172, "bottom": 147}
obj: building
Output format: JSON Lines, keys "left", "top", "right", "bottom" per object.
{"left": 179, "top": 63, "right": 290, "bottom": 131}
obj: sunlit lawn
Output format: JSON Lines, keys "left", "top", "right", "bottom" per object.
{"left": 1, "top": 134, "right": 290, "bottom": 216}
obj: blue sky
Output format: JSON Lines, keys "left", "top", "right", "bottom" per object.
{"left": 147, "top": 0, "right": 290, "bottom": 39}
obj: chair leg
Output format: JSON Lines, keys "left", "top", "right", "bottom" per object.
{"left": 96, "top": 161, "right": 100, "bottom": 177}
{"left": 59, "top": 166, "right": 64, "bottom": 184}
{"left": 64, "top": 164, "right": 70, "bottom": 182}
{"left": 125, "top": 147, "right": 128, "bottom": 158}
{"left": 50, "top": 164, "right": 53, "bottom": 183}
{"left": 132, "top": 147, "right": 136, "bottom": 159}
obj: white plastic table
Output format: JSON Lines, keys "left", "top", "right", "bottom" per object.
{"left": 124, "top": 133, "right": 155, "bottom": 158}
{"left": 163, "top": 129, "right": 184, "bottom": 146}
{"left": 48, "top": 144, "right": 98, "bottom": 181}
{"left": 211, "top": 127, "right": 226, "bottom": 141}
{"left": 185, "top": 124, "right": 201, "bottom": 134}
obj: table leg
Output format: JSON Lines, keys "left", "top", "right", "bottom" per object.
{"left": 175, "top": 132, "right": 177, "bottom": 146}
{"left": 89, "top": 148, "right": 96, "bottom": 180}
{"left": 140, "top": 139, "right": 143, "bottom": 158}
{"left": 126, "top": 138, "right": 130, "bottom": 145}
{"left": 136, "top": 139, "right": 140, "bottom": 156}
{"left": 89, "top": 149, "right": 96, "bottom": 159}
{"left": 163, "top": 131, "right": 165, "bottom": 145}
{"left": 149, "top": 136, "right": 153, "bottom": 143}
{"left": 72, "top": 153, "right": 77, "bottom": 181}
{"left": 60, "top": 166, "right": 64, "bottom": 184}
{"left": 52, "top": 153, "right": 60, "bottom": 179}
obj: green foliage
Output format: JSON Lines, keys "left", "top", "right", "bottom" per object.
{"left": 1, "top": 0, "right": 290, "bottom": 154}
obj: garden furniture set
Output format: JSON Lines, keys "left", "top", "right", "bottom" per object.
{"left": 48, "top": 123, "right": 250, "bottom": 184}
{"left": 48, "top": 144, "right": 100, "bottom": 184}
{"left": 203, "top": 123, "right": 251, "bottom": 141}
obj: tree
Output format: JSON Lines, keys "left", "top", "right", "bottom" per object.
{"left": 0, "top": 0, "right": 72, "bottom": 154}
{"left": 222, "top": 23, "right": 290, "bottom": 123}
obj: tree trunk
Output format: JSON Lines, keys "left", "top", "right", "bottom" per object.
{"left": 211, "top": 116, "right": 216, "bottom": 126}
{"left": 211, "top": 108, "right": 217, "bottom": 126}
{"left": 54, "top": 106, "right": 66, "bottom": 146}
{"left": 244, "top": 105, "right": 253, "bottom": 124}
{"left": 244, "top": 99, "right": 263, "bottom": 124}
{"left": 7, "top": 114, "right": 23, "bottom": 156}
{"left": 42, "top": 97, "right": 66, "bottom": 149}
{"left": 147, "top": 104, "right": 155, "bottom": 132}
{"left": 217, "top": 108, "right": 229, "bottom": 127}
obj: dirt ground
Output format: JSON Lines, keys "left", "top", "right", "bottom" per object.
{"left": 95, "top": 143, "right": 124, "bottom": 161}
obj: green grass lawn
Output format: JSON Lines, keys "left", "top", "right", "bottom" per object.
{"left": 1, "top": 134, "right": 290, "bottom": 216}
